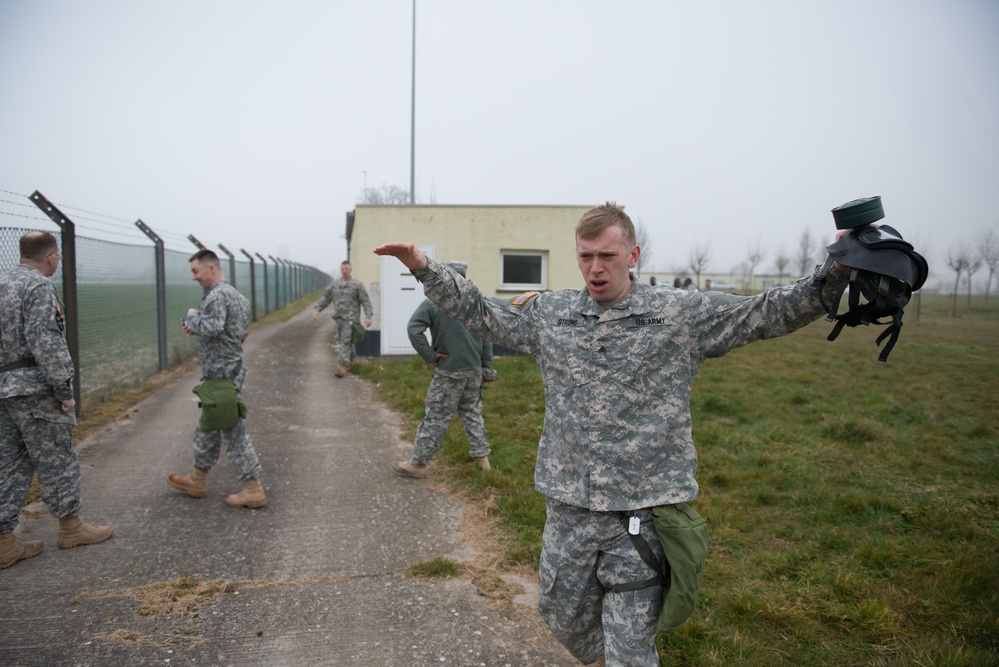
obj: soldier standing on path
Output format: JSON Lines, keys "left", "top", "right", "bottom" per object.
{"left": 312, "top": 260, "right": 372, "bottom": 378}
{"left": 375, "top": 202, "right": 854, "bottom": 667}
{"left": 167, "top": 250, "right": 266, "bottom": 509}
{"left": 394, "top": 261, "right": 496, "bottom": 479}
{"left": 0, "top": 231, "right": 113, "bottom": 570}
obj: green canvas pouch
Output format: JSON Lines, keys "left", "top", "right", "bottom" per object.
{"left": 351, "top": 321, "right": 366, "bottom": 345}
{"left": 653, "top": 502, "right": 708, "bottom": 631}
{"left": 192, "top": 378, "right": 244, "bottom": 431}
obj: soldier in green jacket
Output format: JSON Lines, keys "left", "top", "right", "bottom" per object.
{"left": 394, "top": 261, "right": 495, "bottom": 479}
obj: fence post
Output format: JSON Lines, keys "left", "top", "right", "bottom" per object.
{"left": 281, "top": 259, "right": 292, "bottom": 303}
{"left": 240, "top": 249, "right": 257, "bottom": 322}
{"left": 135, "top": 220, "right": 168, "bottom": 370}
{"left": 269, "top": 255, "right": 282, "bottom": 308}
{"left": 28, "top": 191, "right": 82, "bottom": 412}
{"left": 255, "top": 253, "right": 269, "bottom": 315}
{"left": 187, "top": 235, "right": 206, "bottom": 251}
{"left": 217, "top": 244, "right": 236, "bottom": 289}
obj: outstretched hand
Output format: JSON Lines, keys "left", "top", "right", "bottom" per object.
{"left": 373, "top": 243, "right": 428, "bottom": 271}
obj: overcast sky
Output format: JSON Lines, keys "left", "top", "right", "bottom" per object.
{"left": 1, "top": 1, "right": 996, "bottom": 287}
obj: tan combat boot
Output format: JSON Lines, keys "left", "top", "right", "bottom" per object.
{"left": 225, "top": 478, "right": 267, "bottom": 509}
{"left": 334, "top": 365, "right": 347, "bottom": 378}
{"left": 393, "top": 460, "right": 428, "bottom": 479}
{"left": 57, "top": 515, "right": 114, "bottom": 549}
{"left": 167, "top": 467, "right": 208, "bottom": 498}
{"left": 0, "top": 531, "right": 44, "bottom": 569}
{"left": 474, "top": 456, "right": 491, "bottom": 472}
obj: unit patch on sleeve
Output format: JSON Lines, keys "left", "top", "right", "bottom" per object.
{"left": 511, "top": 291, "right": 539, "bottom": 307}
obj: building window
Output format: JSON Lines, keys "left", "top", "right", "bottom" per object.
{"left": 500, "top": 251, "right": 547, "bottom": 291}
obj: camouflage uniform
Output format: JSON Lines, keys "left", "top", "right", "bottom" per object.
{"left": 314, "top": 278, "right": 373, "bottom": 368}
{"left": 407, "top": 298, "right": 494, "bottom": 465}
{"left": 183, "top": 281, "right": 262, "bottom": 481}
{"left": 411, "top": 258, "right": 846, "bottom": 666}
{"left": 0, "top": 265, "right": 80, "bottom": 533}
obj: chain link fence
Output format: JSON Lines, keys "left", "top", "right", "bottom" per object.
{"left": 1, "top": 226, "right": 329, "bottom": 410}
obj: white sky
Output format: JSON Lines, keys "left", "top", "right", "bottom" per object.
{"left": 1, "top": 1, "right": 996, "bottom": 287}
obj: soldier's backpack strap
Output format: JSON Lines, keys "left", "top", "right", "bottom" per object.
{"left": 604, "top": 513, "right": 668, "bottom": 593}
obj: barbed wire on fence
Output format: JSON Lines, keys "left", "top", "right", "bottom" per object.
{"left": 2, "top": 187, "right": 213, "bottom": 253}
{"left": 0, "top": 189, "right": 333, "bottom": 409}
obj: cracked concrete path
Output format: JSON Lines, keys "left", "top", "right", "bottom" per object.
{"left": 0, "top": 308, "right": 575, "bottom": 667}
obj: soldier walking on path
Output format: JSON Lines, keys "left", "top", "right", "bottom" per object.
{"left": 167, "top": 249, "right": 266, "bottom": 509}
{"left": 0, "top": 231, "right": 113, "bottom": 569}
{"left": 312, "top": 260, "right": 372, "bottom": 377}
{"left": 394, "top": 261, "right": 496, "bottom": 479}
{"left": 375, "top": 202, "right": 855, "bottom": 667}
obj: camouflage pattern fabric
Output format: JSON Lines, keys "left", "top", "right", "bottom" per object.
{"left": 183, "top": 282, "right": 262, "bottom": 480}
{"left": 0, "top": 265, "right": 80, "bottom": 532}
{"left": 0, "top": 395, "right": 80, "bottom": 532}
{"left": 184, "top": 280, "right": 251, "bottom": 381}
{"left": 191, "top": 418, "right": 261, "bottom": 480}
{"left": 0, "top": 265, "right": 74, "bottom": 401}
{"left": 413, "top": 258, "right": 845, "bottom": 512}
{"left": 411, "top": 368, "right": 489, "bottom": 465}
{"left": 315, "top": 278, "right": 373, "bottom": 368}
{"left": 540, "top": 497, "right": 665, "bottom": 666}
{"left": 411, "top": 257, "right": 847, "bottom": 661}
{"left": 333, "top": 318, "right": 356, "bottom": 368}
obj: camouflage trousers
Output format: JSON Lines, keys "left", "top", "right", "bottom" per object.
{"left": 192, "top": 419, "right": 263, "bottom": 481}
{"left": 191, "top": 372, "right": 262, "bottom": 480}
{"left": 334, "top": 317, "right": 356, "bottom": 368}
{"left": 411, "top": 368, "right": 489, "bottom": 465}
{"left": 0, "top": 394, "right": 81, "bottom": 533}
{"left": 539, "top": 497, "right": 666, "bottom": 667}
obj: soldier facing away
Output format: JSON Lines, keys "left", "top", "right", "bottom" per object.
{"left": 394, "top": 261, "right": 496, "bottom": 479}
{"left": 0, "top": 231, "right": 113, "bottom": 570}
{"left": 312, "top": 260, "right": 372, "bottom": 378}
{"left": 375, "top": 202, "right": 855, "bottom": 666}
{"left": 167, "top": 249, "right": 266, "bottom": 509}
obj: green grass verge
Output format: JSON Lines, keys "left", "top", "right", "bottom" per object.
{"left": 355, "top": 293, "right": 999, "bottom": 666}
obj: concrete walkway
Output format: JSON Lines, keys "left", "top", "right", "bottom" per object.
{"left": 0, "top": 309, "right": 576, "bottom": 667}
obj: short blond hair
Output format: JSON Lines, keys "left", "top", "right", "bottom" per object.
{"left": 575, "top": 202, "right": 635, "bottom": 247}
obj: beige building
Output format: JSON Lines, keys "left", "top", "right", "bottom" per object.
{"left": 346, "top": 204, "right": 589, "bottom": 355}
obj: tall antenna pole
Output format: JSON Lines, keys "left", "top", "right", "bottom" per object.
{"left": 409, "top": 0, "right": 416, "bottom": 204}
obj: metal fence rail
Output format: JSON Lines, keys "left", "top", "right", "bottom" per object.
{"left": 0, "top": 190, "right": 331, "bottom": 412}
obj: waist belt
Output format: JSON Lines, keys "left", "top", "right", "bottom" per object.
{"left": 0, "top": 358, "right": 38, "bottom": 373}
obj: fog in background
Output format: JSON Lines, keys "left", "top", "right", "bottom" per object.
{"left": 2, "top": 1, "right": 996, "bottom": 290}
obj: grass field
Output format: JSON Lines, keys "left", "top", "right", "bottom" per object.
{"left": 354, "top": 293, "right": 998, "bottom": 666}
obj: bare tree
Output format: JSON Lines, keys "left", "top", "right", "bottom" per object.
{"left": 946, "top": 246, "right": 971, "bottom": 316}
{"left": 359, "top": 183, "right": 410, "bottom": 205}
{"left": 746, "top": 239, "right": 766, "bottom": 293}
{"left": 978, "top": 228, "right": 999, "bottom": 303}
{"left": 634, "top": 221, "right": 653, "bottom": 279}
{"left": 796, "top": 229, "right": 815, "bottom": 277}
{"left": 966, "top": 258, "right": 982, "bottom": 305}
{"left": 773, "top": 247, "right": 791, "bottom": 285}
{"left": 687, "top": 241, "right": 712, "bottom": 291}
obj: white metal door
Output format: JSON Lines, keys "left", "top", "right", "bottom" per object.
{"left": 380, "top": 245, "right": 434, "bottom": 355}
